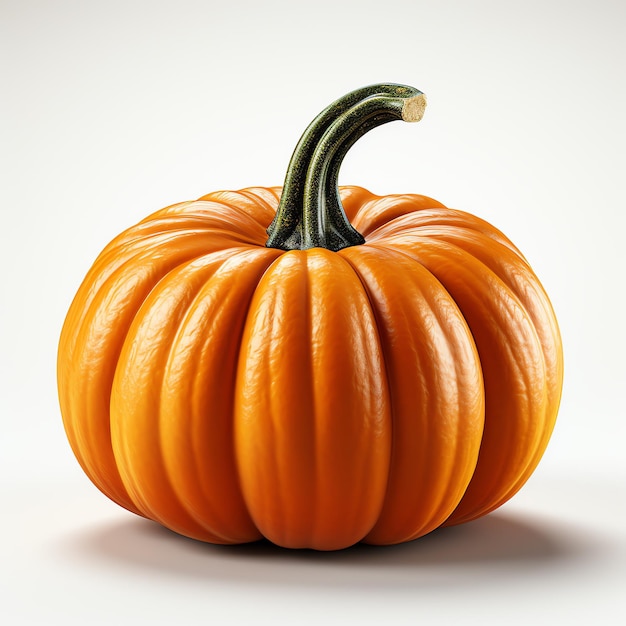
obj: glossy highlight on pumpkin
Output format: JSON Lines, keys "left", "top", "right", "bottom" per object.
{"left": 57, "top": 84, "right": 563, "bottom": 550}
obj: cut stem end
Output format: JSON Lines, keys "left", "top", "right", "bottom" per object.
{"left": 402, "top": 93, "right": 427, "bottom": 123}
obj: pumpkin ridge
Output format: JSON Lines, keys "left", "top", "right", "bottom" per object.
{"left": 60, "top": 239, "right": 228, "bottom": 514}
{"left": 336, "top": 247, "right": 400, "bottom": 543}
{"left": 82, "top": 230, "right": 245, "bottom": 308}
{"left": 377, "top": 234, "right": 552, "bottom": 524}
{"left": 110, "top": 250, "right": 243, "bottom": 538}
{"left": 157, "top": 247, "right": 280, "bottom": 542}
{"left": 364, "top": 207, "right": 523, "bottom": 258}
{"left": 318, "top": 249, "right": 393, "bottom": 545}
{"left": 200, "top": 188, "right": 279, "bottom": 233}
{"left": 392, "top": 230, "right": 555, "bottom": 429}
{"left": 422, "top": 234, "right": 560, "bottom": 521}
{"left": 73, "top": 237, "right": 246, "bottom": 510}
{"left": 234, "top": 251, "right": 316, "bottom": 546}
{"left": 236, "top": 187, "right": 282, "bottom": 223}
{"left": 350, "top": 193, "right": 447, "bottom": 237}
{"left": 341, "top": 243, "right": 484, "bottom": 544}
{"left": 121, "top": 219, "right": 265, "bottom": 247}
{"left": 234, "top": 249, "right": 391, "bottom": 549}
{"left": 426, "top": 228, "right": 562, "bottom": 396}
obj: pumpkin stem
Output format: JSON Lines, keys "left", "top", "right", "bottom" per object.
{"left": 266, "top": 84, "right": 426, "bottom": 252}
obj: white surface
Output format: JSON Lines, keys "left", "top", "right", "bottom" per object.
{"left": 3, "top": 469, "right": 625, "bottom": 624}
{"left": 2, "top": 0, "right": 625, "bottom": 623}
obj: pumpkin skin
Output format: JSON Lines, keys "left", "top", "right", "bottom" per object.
{"left": 57, "top": 185, "right": 562, "bottom": 550}
{"left": 57, "top": 84, "right": 563, "bottom": 550}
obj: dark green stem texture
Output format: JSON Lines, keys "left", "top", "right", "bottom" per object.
{"left": 265, "top": 83, "right": 426, "bottom": 252}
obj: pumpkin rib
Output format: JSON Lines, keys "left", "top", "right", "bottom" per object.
{"left": 341, "top": 243, "right": 484, "bottom": 544}
{"left": 158, "top": 247, "right": 282, "bottom": 543}
{"left": 387, "top": 228, "right": 561, "bottom": 521}
{"left": 423, "top": 227, "right": 563, "bottom": 399}
{"left": 60, "top": 248, "right": 196, "bottom": 513}
{"left": 237, "top": 188, "right": 280, "bottom": 229}
{"left": 437, "top": 242, "right": 550, "bottom": 517}
{"left": 138, "top": 200, "right": 196, "bottom": 224}
{"left": 376, "top": 232, "right": 551, "bottom": 524}
{"left": 363, "top": 206, "right": 524, "bottom": 259}
{"left": 113, "top": 215, "right": 266, "bottom": 249}
{"left": 350, "top": 191, "right": 447, "bottom": 236}
{"left": 73, "top": 229, "right": 246, "bottom": 317}
{"left": 429, "top": 232, "right": 561, "bottom": 518}
{"left": 234, "top": 249, "right": 392, "bottom": 550}
{"left": 201, "top": 188, "right": 280, "bottom": 233}
{"left": 311, "top": 249, "right": 393, "bottom": 548}
{"left": 307, "top": 250, "right": 393, "bottom": 548}
{"left": 424, "top": 227, "right": 563, "bottom": 422}
{"left": 143, "top": 194, "right": 271, "bottom": 229}
{"left": 379, "top": 222, "right": 526, "bottom": 262}
{"left": 63, "top": 229, "right": 237, "bottom": 379}
{"left": 137, "top": 217, "right": 265, "bottom": 245}
{"left": 159, "top": 251, "right": 261, "bottom": 544}
{"left": 134, "top": 194, "right": 278, "bottom": 245}
{"left": 59, "top": 232, "right": 243, "bottom": 516}
{"left": 234, "top": 251, "right": 314, "bottom": 547}
{"left": 110, "top": 249, "right": 250, "bottom": 541}
{"left": 236, "top": 187, "right": 282, "bottom": 220}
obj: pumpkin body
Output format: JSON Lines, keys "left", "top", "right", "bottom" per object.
{"left": 57, "top": 185, "right": 563, "bottom": 550}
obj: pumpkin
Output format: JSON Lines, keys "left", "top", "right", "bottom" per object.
{"left": 57, "top": 84, "right": 563, "bottom": 550}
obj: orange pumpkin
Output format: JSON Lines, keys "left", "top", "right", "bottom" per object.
{"left": 57, "top": 84, "right": 563, "bottom": 550}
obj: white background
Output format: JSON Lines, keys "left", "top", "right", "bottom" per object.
{"left": 2, "top": 0, "right": 625, "bottom": 623}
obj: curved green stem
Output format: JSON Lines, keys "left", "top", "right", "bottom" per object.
{"left": 266, "top": 84, "right": 426, "bottom": 252}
